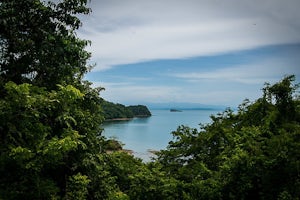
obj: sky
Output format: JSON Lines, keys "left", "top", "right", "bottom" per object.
{"left": 78, "top": 0, "right": 300, "bottom": 108}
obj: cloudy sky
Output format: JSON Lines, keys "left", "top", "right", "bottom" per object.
{"left": 78, "top": 0, "right": 300, "bottom": 107}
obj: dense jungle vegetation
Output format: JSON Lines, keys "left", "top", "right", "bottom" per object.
{"left": 1, "top": 0, "right": 299, "bottom": 199}
{"left": 100, "top": 101, "right": 151, "bottom": 120}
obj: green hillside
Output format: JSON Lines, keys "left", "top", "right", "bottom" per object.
{"left": 101, "top": 100, "right": 151, "bottom": 120}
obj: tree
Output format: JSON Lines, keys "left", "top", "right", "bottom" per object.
{"left": 0, "top": 1, "right": 117, "bottom": 199}
{"left": 2, "top": 1, "right": 299, "bottom": 199}
{"left": 100, "top": 100, "right": 134, "bottom": 120}
{"left": 156, "top": 75, "right": 300, "bottom": 199}
{"left": 127, "top": 105, "right": 152, "bottom": 117}
{"left": 100, "top": 101, "right": 152, "bottom": 120}
{"left": 107, "top": 152, "right": 180, "bottom": 200}
{"left": 0, "top": 0, "right": 91, "bottom": 89}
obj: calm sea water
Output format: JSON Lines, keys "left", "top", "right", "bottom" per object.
{"left": 101, "top": 109, "right": 222, "bottom": 160}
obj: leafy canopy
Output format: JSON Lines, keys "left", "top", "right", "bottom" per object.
{"left": 1, "top": 0, "right": 299, "bottom": 199}
{"left": 156, "top": 75, "right": 300, "bottom": 200}
{"left": 0, "top": 0, "right": 111, "bottom": 199}
{"left": 0, "top": 0, "right": 91, "bottom": 89}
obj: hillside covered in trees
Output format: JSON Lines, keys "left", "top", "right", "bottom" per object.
{"left": 100, "top": 100, "right": 151, "bottom": 120}
{"left": 0, "top": 0, "right": 299, "bottom": 199}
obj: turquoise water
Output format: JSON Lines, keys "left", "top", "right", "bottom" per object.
{"left": 101, "top": 109, "right": 222, "bottom": 160}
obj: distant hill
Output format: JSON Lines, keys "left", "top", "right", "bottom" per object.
{"left": 101, "top": 100, "right": 151, "bottom": 120}
{"left": 147, "top": 102, "right": 226, "bottom": 110}
{"left": 127, "top": 105, "right": 152, "bottom": 117}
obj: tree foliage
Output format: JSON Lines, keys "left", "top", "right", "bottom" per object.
{"left": 1, "top": 0, "right": 299, "bottom": 199}
{"left": 101, "top": 101, "right": 134, "bottom": 120}
{"left": 156, "top": 75, "right": 300, "bottom": 199}
{"left": 101, "top": 101, "right": 151, "bottom": 120}
{"left": 0, "top": 0, "right": 111, "bottom": 199}
{"left": 0, "top": 0, "right": 91, "bottom": 89}
{"left": 127, "top": 105, "right": 152, "bottom": 117}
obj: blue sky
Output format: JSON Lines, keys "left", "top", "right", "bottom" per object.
{"left": 78, "top": 0, "right": 300, "bottom": 107}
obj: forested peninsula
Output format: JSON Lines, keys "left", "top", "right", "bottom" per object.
{"left": 1, "top": 1, "right": 299, "bottom": 199}
{"left": 100, "top": 100, "right": 151, "bottom": 120}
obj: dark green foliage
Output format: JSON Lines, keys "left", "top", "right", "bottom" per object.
{"left": 108, "top": 152, "right": 181, "bottom": 200}
{"left": 0, "top": 0, "right": 91, "bottom": 89}
{"left": 104, "top": 139, "right": 123, "bottom": 151}
{"left": 157, "top": 75, "right": 300, "bottom": 200}
{"left": 101, "top": 101, "right": 134, "bottom": 120}
{"left": 127, "top": 105, "right": 152, "bottom": 117}
{"left": 101, "top": 100, "right": 151, "bottom": 120}
{"left": 0, "top": 81, "right": 114, "bottom": 199}
{"left": 0, "top": 0, "right": 114, "bottom": 199}
{"left": 1, "top": 0, "right": 299, "bottom": 199}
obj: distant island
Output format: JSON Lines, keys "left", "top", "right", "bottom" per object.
{"left": 170, "top": 109, "right": 182, "bottom": 112}
{"left": 100, "top": 100, "right": 151, "bottom": 121}
{"left": 147, "top": 102, "right": 226, "bottom": 110}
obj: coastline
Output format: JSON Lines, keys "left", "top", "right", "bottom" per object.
{"left": 105, "top": 118, "right": 133, "bottom": 122}
{"left": 104, "top": 115, "right": 151, "bottom": 122}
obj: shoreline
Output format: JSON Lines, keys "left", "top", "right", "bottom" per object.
{"left": 105, "top": 118, "right": 133, "bottom": 122}
{"left": 104, "top": 115, "right": 151, "bottom": 122}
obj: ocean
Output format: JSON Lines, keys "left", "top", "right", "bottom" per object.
{"left": 101, "top": 109, "right": 222, "bottom": 161}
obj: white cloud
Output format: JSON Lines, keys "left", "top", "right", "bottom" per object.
{"left": 171, "top": 60, "right": 300, "bottom": 85}
{"left": 92, "top": 81, "right": 181, "bottom": 103}
{"left": 89, "top": 55, "right": 300, "bottom": 106}
{"left": 78, "top": 0, "right": 300, "bottom": 71}
{"left": 91, "top": 78, "right": 260, "bottom": 106}
{"left": 78, "top": 0, "right": 300, "bottom": 106}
